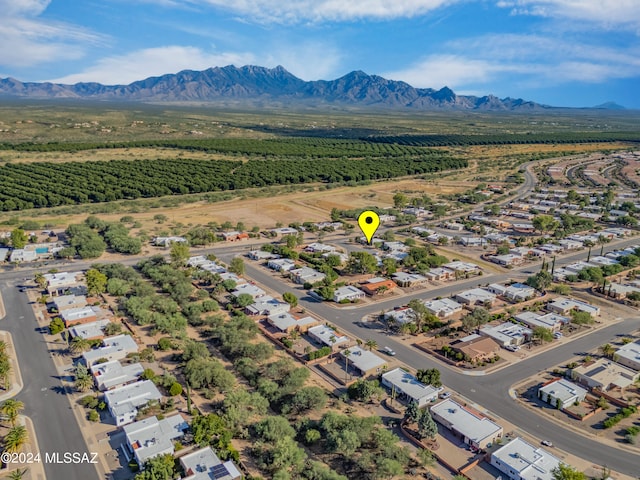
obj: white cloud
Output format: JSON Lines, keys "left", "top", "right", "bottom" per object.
{"left": 384, "top": 34, "right": 640, "bottom": 91}
{"left": 263, "top": 42, "right": 343, "bottom": 80}
{"left": 183, "top": 0, "right": 461, "bottom": 23}
{"left": 50, "top": 46, "right": 256, "bottom": 84}
{"left": 0, "top": 0, "right": 103, "bottom": 69}
{"left": 496, "top": 0, "right": 640, "bottom": 29}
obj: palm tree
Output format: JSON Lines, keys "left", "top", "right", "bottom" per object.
{"left": 69, "top": 336, "right": 91, "bottom": 354}
{"left": 4, "top": 425, "right": 28, "bottom": 453}
{"left": 364, "top": 339, "right": 378, "bottom": 351}
{"left": 8, "top": 468, "right": 28, "bottom": 480}
{"left": 34, "top": 272, "right": 47, "bottom": 290}
{"left": 0, "top": 400, "right": 24, "bottom": 426}
{"left": 75, "top": 374, "right": 94, "bottom": 393}
{"left": 599, "top": 343, "right": 615, "bottom": 359}
{"left": 343, "top": 349, "right": 351, "bottom": 382}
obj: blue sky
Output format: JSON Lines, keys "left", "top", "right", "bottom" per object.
{"left": 1, "top": 0, "right": 639, "bottom": 108}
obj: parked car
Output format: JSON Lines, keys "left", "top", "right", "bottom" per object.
{"left": 553, "top": 332, "right": 563, "bottom": 338}
{"left": 439, "top": 391, "right": 451, "bottom": 399}
{"left": 382, "top": 346, "right": 396, "bottom": 356}
{"left": 505, "top": 345, "right": 520, "bottom": 352}
{"left": 541, "top": 440, "right": 553, "bottom": 447}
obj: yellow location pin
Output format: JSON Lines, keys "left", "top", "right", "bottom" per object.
{"left": 358, "top": 210, "right": 381, "bottom": 245}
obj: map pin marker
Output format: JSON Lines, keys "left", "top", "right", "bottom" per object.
{"left": 358, "top": 210, "right": 381, "bottom": 245}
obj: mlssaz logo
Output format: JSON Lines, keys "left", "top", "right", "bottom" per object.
{"left": 45, "top": 452, "right": 99, "bottom": 464}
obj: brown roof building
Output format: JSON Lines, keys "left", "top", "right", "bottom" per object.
{"left": 360, "top": 278, "right": 397, "bottom": 296}
{"left": 451, "top": 334, "right": 500, "bottom": 362}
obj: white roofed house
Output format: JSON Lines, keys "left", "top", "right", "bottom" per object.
{"left": 423, "top": 298, "right": 463, "bottom": 318}
{"left": 49, "top": 294, "right": 88, "bottom": 312}
{"left": 231, "top": 283, "right": 265, "bottom": 300}
{"left": 443, "top": 261, "right": 480, "bottom": 274}
{"left": 615, "top": 341, "right": 640, "bottom": 371}
{"left": 430, "top": 398, "right": 503, "bottom": 449}
{"left": 290, "top": 267, "right": 326, "bottom": 285}
{"left": 245, "top": 296, "right": 290, "bottom": 316}
{"left": 490, "top": 437, "right": 561, "bottom": 480}
{"left": 424, "top": 267, "right": 456, "bottom": 282}
{"left": 179, "top": 446, "right": 242, "bottom": 480}
{"left": 341, "top": 346, "right": 387, "bottom": 377}
{"left": 123, "top": 414, "right": 188, "bottom": 467}
{"left": 571, "top": 358, "right": 640, "bottom": 392}
{"left": 267, "top": 258, "right": 296, "bottom": 272}
{"left": 547, "top": 297, "right": 600, "bottom": 317}
{"left": 307, "top": 325, "right": 349, "bottom": 349}
{"left": 91, "top": 360, "right": 144, "bottom": 391}
{"left": 333, "top": 285, "right": 365, "bottom": 303}
{"left": 267, "top": 312, "right": 319, "bottom": 334}
{"left": 68, "top": 319, "right": 112, "bottom": 340}
{"left": 392, "top": 272, "right": 428, "bottom": 287}
{"left": 514, "top": 312, "right": 568, "bottom": 332}
{"left": 455, "top": 288, "right": 496, "bottom": 307}
{"left": 82, "top": 334, "right": 138, "bottom": 367}
{"left": 479, "top": 322, "right": 532, "bottom": 347}
{"left": 153, "top": 236, "right": 187, "bottom": 247}
{"left": 381, "top": 368, "right": 439, "bottom": 407}
{"left": 105, "top": 380, "right": 162, "bottom": 426}
{"left": 538, "top": 377, "right": 588, "bottom": 409}
{"left": 486, "top": 283, "right": 536, "bottom": 302}
{"left": 248, "top": 250, "right": 279, "bottom": 261}
{"left": 44, "top": 272, "right": 81, "bottom": 296}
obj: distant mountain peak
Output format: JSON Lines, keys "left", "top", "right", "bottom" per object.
{"left": 593, "top": 101, "right": 625, "bottom": 110}
{"left": 0, "top": 64, "right": 550, "bottom": 111}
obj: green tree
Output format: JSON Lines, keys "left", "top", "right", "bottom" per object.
{"left": 416, "top": 409, "right": 438, "bottom": 440}
{"left": 135, "top": 453, "right": 176, "bottom": 480}
{"left": 381, "top": 258, "right": 397, "bottom": 276}
{"left": 364, "top": 339, "right": 378, "bottom": 351}
{"left": 229, "top": 257, "right": 245, "bottom": 276}
{"left": 532, "top": 215, "right": 559, "bottom": 234}
{"left": 69, "top": 336, "right": 91, "bottom": 354}
{"left": 234, "top": 293, "right": 254, "bottom": 308}
{"left": 169, "top": 241, "right": 190, "bottom": 266}
{"left": 85, "top": 268, "right": 107, "bottom": 295}
{"left": 0, "top": 399, "right": 24, "bottom": 426}
{"left": 282, "top": 386, "right": 327, "bottom": 415}
{"left": 599, "top": 343, "right": 615, "bottom": 359}
{"left": 169, "top": 382, "right": 183, "bottom": 396}
{"left": 346, "top": 251, "right": 378, "bottom": 274}
{"left": 393, "top": 193, "right": 408, "bottom": 208}
{"left": 282, "top": 292, "right": 298, "bottom": 308}
{"left": 551, "top": 464, "right": 587, "bottom": 480}
{"left": 532, "top": 326, "right": 554, "bottom": 344}
{"left": 254, "top": 416, "right": 296, "bottom": 442}
{"left": 416, "top": 368, "right": 442, "bottom": 387}
{"left": 10, "top": 229, "right": 28, "bottom": 249}
{"left": 526, "top": 270, "right": 552, "bottom": 291}
{"left": 48, "top": 317, "right": 65, "bottom": 335}
{"left": 3, "top": 425, "right": 28, "bottom": 453}
{"left": 8, "top": 468, "right": 28, "bottom": 480}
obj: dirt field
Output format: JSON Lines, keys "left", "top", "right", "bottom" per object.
{"left": 0, "top": 178, "right": 476, "bottom": 232}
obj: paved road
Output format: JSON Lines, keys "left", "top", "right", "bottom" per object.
{"left": 0, "top": 281, "right": 100, "bottom": 480}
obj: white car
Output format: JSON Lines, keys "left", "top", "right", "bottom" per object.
{"left": 439, "top": 392, "right": 451, "bottom": 399}
{"left": 541, "top": 440, "right": 553, "bottom": 447}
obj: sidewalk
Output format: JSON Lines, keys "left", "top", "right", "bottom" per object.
{"left": 0, "top": 331, "right": 24, "bottom": 403}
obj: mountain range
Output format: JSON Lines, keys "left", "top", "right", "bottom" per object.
{"left": 0, "top": 65, "right": 551, "bottom": 110}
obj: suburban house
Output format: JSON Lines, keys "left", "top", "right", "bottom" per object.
{"left": 219, "top": 272, "right": 244, "bottom": 285}
{"left": 572, "top": 359, "right": 640, "bottom": 392}
{"left": 91, "top": 360, "right": 144, "bottom": 391}
{"left": 606, "top": 283, "right": 640, "bottom": 300}
{"left": 60, "top": 306, "right": 100, "bottom": 327}
{"left": 69, "top": 319, "right": 112, "bottom": 340}
{"left": 424, "top": 268, "right": 456, "bottom": 282}
{"left": 444, "top": 261, "right": 480, "bottom": 274}
{"left": 381, "top": 368, "right": 439, "bottom": 407}
{"left": 49, "top": 294, "right": 88, "bottom": 312}
{"left": 231, "top": 283, "right": 265, "bottom": 300}
{"left": 455, "top": 288, "right": 497, "bottom": 307}
{"left": 82, "top": 334, "right": 139, "bottom": 367}
{"left": 245, "top": 296, "right": 290, "bottom": 316}
{"left": 305, "top": 243, "right": 337, "bottom": 253}
{"left": 547, "top": 297, "right": 600, "bottom": 317}
{"left": 615, "top": 341, "right": 640, "bottom": 371}
{"left": 360, "top": 278, "right": 397, "bottom": 296}
{"left": 423, "top": 298, "right": 463, "bottom": 318}
{"left": 487, "top": 283, "right": 536, "bottom": 302}
{"left": 153, "top": 236, "right": 187, "bottom": 247}
{"left": 514, "top": 312, "right": 568, "bottom": 332}
{"left": 430, "top": 398, "right": 503, "bottom": 449}
{"left": 333, "top": 285, "right": 366, "bottom": 303}
{"left": 451, "top": 334, "right": 500, "bottom": 362}
{"left": 490, "top": 437, "right": 561, "bottom": 480}
{"left": 267, "top": 258, "right": 296, "bottom": 272}
{"left": 218, "top": 231, "right": 249, "bottom": 241}
{"left": 479, "top": 322, "right": 532, "bottom": 347}
{"left": 105, "top": 380, "right": 162, "bottom": 426}
{"left": 341, "top": 346, "right": 387, "bottom": 377}
{"left": 491, "top": 254, "right": 526, "bottom": 267}
{"left": 270, "top": 227, "right": 298, "bottom": 235}
{"left": 9, "top": 249, "right": 37, "bottom": 263}
{"left": 179, "top": 446, "right": 242, "bottom": 480}
{"left": 538, "top": 378, "right": 588, "bottom": 409}
{"left": 383, "top": 307, "right": 415, "bottom": 325}
{"left": 248, "top": 250, "right": 279, "bottom": 261}
{"left": 187, "top": 256, "right": 226, "bottom": 274}
{"left": 290, "top": 267, "right": 326, "bottom": 285}
{"left": 123, "top": 414, "right": 188, "bottom": 467}
{"left": 392, "top": 272, "right": 428, "bottom": 287}
{"left": 267, "top": 312, "right": 319, "bottom": 334}
{"left": 44, "top": 272, "right": 81, "bottom": 296}
{"left": 307, "top": 325, "right": 349, "bottom": 348}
